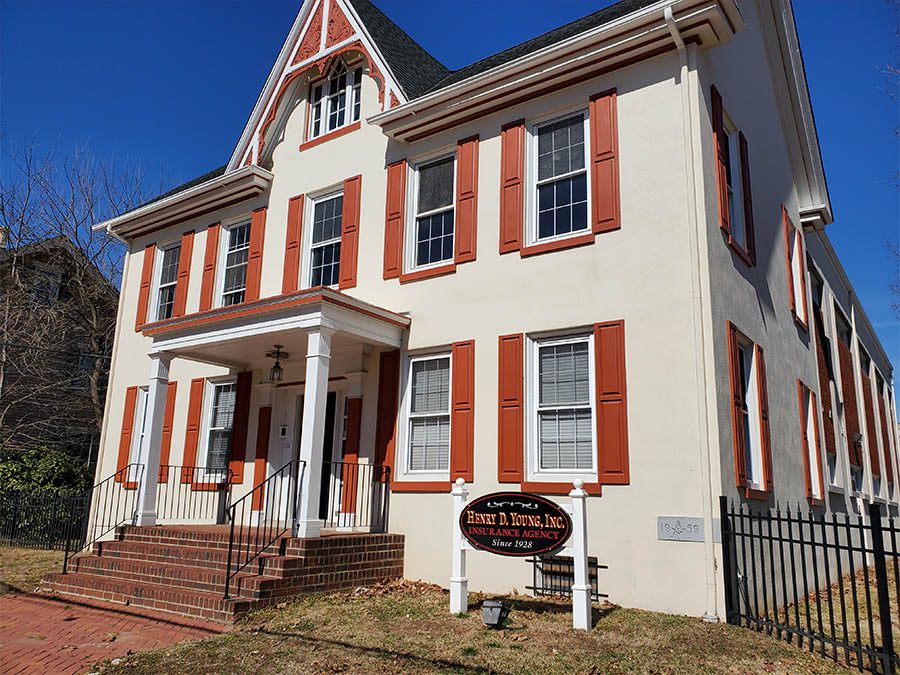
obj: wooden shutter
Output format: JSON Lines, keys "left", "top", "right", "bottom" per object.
{"left": 450, "top": 340, "right": 475, "bottom": 482}
{"left": 135, "top": 244, "right": 155, "bottom": 330}
{"left": 158, "top": 382, "right": 178, "bottom": 482}
{"left": 589, "top": 90, "right": 620, "bottom": 234}
{"left": 374, "top": 350, "right": 401, "bottom": 471}
{"left": 182, "top": 378, "right": 205, "bottom": 481}
{"left": 199, "top": 223, "right": 220, "bottom": 311}
{"left": 862, "top": 373, "right": 880, "bottom": 476}
{"left": 245, "top": 207, "right": 267, "bottom": 302}
{"left": 711, "top": 86, "right": 730, "bottom": 235}
{"left": 814, "top": 307, "right": 838, "bottom": 456}
{"left": 340, "top": 175, "right": 362, "bottom": 289}
{"left": 838, "top": 340, "right": 862, "bottom": 466}
{"left": 595, "top": 320, "right": 629, "bottom": 484}
{"left": 341, "top": 397, "right": 363, "bottom": 513}
{"left": 229, "top": 371, "right": 252, "bottom": 482}
{"left": 251, "top": 406, "right": 272, "bottom": 509}
{"left": 283, "top": 195, "right": 304, "bottom": 293}
{"left": 727, "top": 323, "right": 747, "bottom": 488}
{"left": 172, "top": 231, "right": 194, "bottom": 318}
{"left": 383, "top": 161, "right": 406, "bottom": 279}
{"left": 455, "top": 136, "right": 479, "bottom": 263}
{"left": 499, "top": 120, "right": 525, "bottom": 254}
{"left": 116, "top": 386, "right": 139, "bottom": 479}
{"left": 756, "top": 344, "right": 773, "bottom": 492}
{"left": 497, "top": 334, "right": 524, "bottom": 482}
{"left": 738, "top": 132, "right": 756, "bottom": 264}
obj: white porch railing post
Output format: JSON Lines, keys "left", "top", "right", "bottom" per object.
{"left": 450, "top": 477, "right": 469, "bottom": 614}
{"left": 135, "top": 352, "right": 172, "bottom": 527}
{"left": 569, "top": 479, "right": 592, "bottom": 630}
{"left": 293, "top": 327, "right": 333, "bottom": 538}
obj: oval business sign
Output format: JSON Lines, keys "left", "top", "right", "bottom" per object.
{"left": 459, "top": 492, "right": 572, "bottom": 557}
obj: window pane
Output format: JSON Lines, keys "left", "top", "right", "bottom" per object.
{"left": 159, "top": 246, "right": 181, "bottom": 286}
{"left": 156, "top": 285, "right": 176, "bottom": 321}
{"left": 536, "top": 174, "right": 588, "bottom": 240}
{"left": 207, "top": 431, "right": 231, "bottom": 471}
{"left": 351, "top": 67, "right": 362, "bottom": 122}
{"left": 409, "top": 416, "right": 450, "bottom": 471}
{"left": 537, "top": 115, "right": 585, "bottom": 181}
{"left": 312, "top": 195, "right": 343, "bottom": 244}
{"left": 228, "top": 223, "right": 250, "bottom": 251}
{"left": 539, "top": 409, "right": 592, "bottom": 470}
{"left": 415, "top": 211, "right": 454, "bottom": 267}
{"left": 417, "top": 157, "right": 454, "bottom": 213}
{"left": 310, "top": 241, "right": 341, "bottom": 287}
{"left": 539, "top": 342, "right": 590, "bottom": 405}
{"left": 212, "top": 383, "right": 236, "bottom": 428}
{"left": 411, "top": 357, "right": 450, "bottom": 414}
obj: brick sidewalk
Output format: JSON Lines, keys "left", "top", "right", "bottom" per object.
{"left": 0, "top": 592, "right": 225, "bottom": 674}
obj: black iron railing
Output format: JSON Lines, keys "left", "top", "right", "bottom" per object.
{"left": 155, "top": 464, "right": 235, "bottom": 524}
{"left": 224, "top": 459, "right": 303, "bottom": 599}
{"left": 63, "top": 463, "right": 145, "bottom": 574}
{"left": 0, "top": 490, "right": 89, "bottom": 551}
{"left": 320, "top": 461, "right": 391, "bottom": 533}
{"left": 720, "top": 496, "right": 899, "bottom": 674}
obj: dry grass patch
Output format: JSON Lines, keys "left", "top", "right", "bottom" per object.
{"left": 0, "top": 546, "right": 64, "bottom": 594}
{"left": 97, "top": 580, "right": 846, "bottom": 674}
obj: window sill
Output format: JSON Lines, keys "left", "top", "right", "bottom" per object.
{"left": 520, "top": 232, "right": 594, "bottom": 258}
{"left": 399, "top": 263, "right": 456, "bottom": 284}
{"left": 299, "top": 121, "right": 361, "bottom": 152}
{"left": 520, "top": 480, "right": 601, "bottom": 496}
{"left": 808, "top": 496, "right": 825, "bottom": 507}
{"left": 726, "top": 237, "right": 756, "bottom": 267}
{"left": 391, "top": 480, "right": 451, "bottom": 493}
{"left": 744, "top": 487, "right": 770, "bottom": 501}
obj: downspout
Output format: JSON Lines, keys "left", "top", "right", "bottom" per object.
{"left": 665, "top": 6, "right": 720, "bottom": 622}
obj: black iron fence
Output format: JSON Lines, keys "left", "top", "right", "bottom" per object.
{"left": 0, "top": 490, "right": 89, "bottom": 551}
{"left": 320, "top": 461, "right": 391, "bottom": 533}
{"left": 720, "top": 495, "right": 899, "bottom": 673}
{"left": 155, "top": 464, "right": 234, "bottom": 524}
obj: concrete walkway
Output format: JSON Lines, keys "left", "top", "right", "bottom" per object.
{"left": 0, "top": 592, "right": 225, "bottom": 674}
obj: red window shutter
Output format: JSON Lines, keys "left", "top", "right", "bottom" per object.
{"left": 182, "top": 378, "right": 205, "bottom": 481}
{"left": 862, "top": 373, "right": 880, "bottom": 477}
{"left": 797, "top": 381, "right": 812, "bottom": 499}
{"left": 341, "top": 397, "right": 363, "bottom": 513}
{"left": 374, "top": 350, "right": 401, "bottom": 472}
{"left": 499, "top": 120, "right": 525, "bottom": 254}
{"left": 116, "top": 386, "right": 139, "bottom": 480}
{"left": 283, "top": 195, "right": 304, "bottom": 293}
{"left": 135, "top": 244, "right": 155, "bottom": 330}
{"left": 589, "top": 90, "right": 620, "bottom": 234}
{"left": 711, "top": 86, "right": 730, "bottom": 235}
{"left": 172, "top": 231, "right": 194, "bottom": 318}
{"left": 229, "top": 371, "right": 252, "bottom": 483}
{"left": 738, "top": 131, "right": 756, "bottom": 264}
{"left": 814, "top": 308, "right": 837, "bottom": 456}
{"left": 838, "top": 340, "right": 862, "bottom": 466}
{"left": 383, "top": 161, "right": 406, "bottom": 279}
{"left": 595, "top": 320, "right": 629, "bottom": 484}
{"left": 727, "top": 323, "right": 747, "bottom": 488}
{"left": 158, "top": 382, "right": 178, "bottom": 482}
{"left": 756, "top": 344, "right": 773, "bottom": 492}
{"left": 455, "top": 136, "right": 479, "bottom": 263}
{"left": 881, "top": 392, "right": 895, "bottom": 484}
{"left": 251, "top": 406, "right": 272, "bottom": 510}
{"left": 245, "top": 207, "right": 267, "bottom": 302}
{"left": 339, "top": 175, "right": 362, "bottom": 289}
{"left": 450, "top": 340, "right": 475, "bottom": 482}
{"left": 497, "top": 334, "right": 524, "bottom": 482}
{"left": 199, "top": 223, "right": 220, "bottom": 311}
{"left": 810, "top": 391, "right": 825, "bottom": 497}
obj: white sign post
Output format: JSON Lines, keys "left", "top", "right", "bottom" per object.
{"left": 450, "top": 477, "right": 593, "bottom": 630}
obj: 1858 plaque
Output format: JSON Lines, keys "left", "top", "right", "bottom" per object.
{"left": 459, "top": 492, "right": 572, "bottom": 557}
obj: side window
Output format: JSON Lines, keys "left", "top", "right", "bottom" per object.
{"left": 406, "top": 354, "right": 451, "bottom": 473}
{"left": 307, "top": 192, "right": 343, "bottom": 288}
{"left": 204, "top": 381, "right": 236, "bottom": 470}
{"left": 799, "top": 382, "right": 824, "bottom": 502}
{"left": 309, "top": 61, "right": 362, "bottom": 140}
{"left": 155, "top": 243, "right": 181, "bottom": 321}
{"left": 220, "top": 221, "right": 251, "bottom": 306}
{"left": 410, "top": 156, "right": 455, "bottom": 270}
{"left": 784, "top": 211, "right": 808, "bottom": 327}
{"left": 736, "top": 338, "right": 764, "bottom": 490}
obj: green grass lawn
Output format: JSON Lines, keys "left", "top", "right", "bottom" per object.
{"left": 0, "top": 546, "right": 64, "bottom": 594}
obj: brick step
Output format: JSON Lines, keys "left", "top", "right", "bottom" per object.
{"left": 42, "top": 572, "right": 251, "bottom": 623}
{"left": 116, "top": 525, "right": 279, "bottom": 550}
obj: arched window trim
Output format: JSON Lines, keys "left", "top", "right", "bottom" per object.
{"left": 309, "top": 58, "right": 363, "bottom": 140}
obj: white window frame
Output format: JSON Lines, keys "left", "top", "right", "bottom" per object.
{"left": 525, "top": 331, "right": 598, "bottom": 484}
{"left": 200, "top": 377, "right": 237, "bottom": 476}
{"left": 308, "top": 60, "right": 363, "bottom": 140}
{"left": 405, "top": 151, "right": 457, "bottom": 273}
{"left": 787, "top": 224, "right": 807, "bottom": 324}
{"left": 736, "top": 337, "right": 765, "bottom": 492}
{"left": 525, "top": 108, "right": 592, "bottom": 247}
{"left": 216, "top": 217, "right": 252, "bottom": 308}
{"left": 802, "top": 385, "right": 824, "bottom": 501}
{"left": 302, "top": 186, "right": 344, "bottom": 289}
{"left": 129, "top": 386, "right": 149, "bottom": 470}
{"left": 722, "top": 113, "right": 748, "bottom": 253}
{"left": 397, "top": 350, "right": 452, "bottom": 482}
{"left": 152, "top": 239, "right": 181, "bottom": 322}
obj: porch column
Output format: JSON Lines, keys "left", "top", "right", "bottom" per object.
{"left": 294, "top": 327, "right": 334, "bottom": 538}
{"left": 135, "top": 352, "right": 173, "bottom": 526}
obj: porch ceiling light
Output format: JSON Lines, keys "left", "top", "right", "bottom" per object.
{"left": 266, "top": 345, "right": 288, "bottom": 382}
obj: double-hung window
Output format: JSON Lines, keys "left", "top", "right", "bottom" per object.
{"left": 155, "top": 243, "right": 181, "bottom": 321}
{"left": 525, "top": 334, "right": 596, "bottom": 482}
{"left": 204, "top": 381, "right": 236, "bottom": 471}
{"left": 129, "top": 387, "right": 149, "bottom": 482}
{"left": 308, "top": 193, "right": 343, "bottom": 287}
{"left": 309, "top": 62, "right": 362, "bottom": 140}
{"left": 785, "top": 214, "right": 808, "bottom": 326}
{"left": 220, "top": 221, "right": 251, "bottom": 306}
{"left": 735, "top": 336, "right": 765, "bottom": 491}
{"left": 721, "top": 115, "right": 749, "bottom": 253}
{"left": 534, "top": 112, "right": 589, "bottom": 242}
{"left": 799, "top": 382, "right": 824, "bottom": 501}
{"left": 406, "top": 354, "right": 451, "bottom": 473}
{"left": 412, "top": 156, "right": 455, "bottom": 268}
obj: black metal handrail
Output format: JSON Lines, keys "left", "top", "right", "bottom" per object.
{"left": 63, "top": 463, "right": 145, "bottom": 574}
{"left": 320, "top": 461, "right": 391, "bottom": 533}
{"left": 155, "top": 464, "right": 235, "bottom": 524}
{"left": 224, "top": 459, "right": 303, "bottom": 599}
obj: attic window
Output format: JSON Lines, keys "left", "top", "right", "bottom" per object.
{"left": 309, "top": 61, "right": 362, "bottom": 139}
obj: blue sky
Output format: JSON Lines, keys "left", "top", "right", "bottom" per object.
{"left": 1, "top": 0, "right": 897, "bottom": 365}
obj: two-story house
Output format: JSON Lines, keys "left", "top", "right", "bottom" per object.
{"left": 47, "top": 0, "right": 896, "bottom": 622}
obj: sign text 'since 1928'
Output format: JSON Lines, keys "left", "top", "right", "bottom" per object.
{"left": 458, "top": 492, "right": 572, "bottom": 557}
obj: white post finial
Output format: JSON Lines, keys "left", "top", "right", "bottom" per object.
{"left": 569, "top": 479, "right": 592, "bottom": 630}
{"left": 450, "top": 478, "right": 469, "bottom": 614}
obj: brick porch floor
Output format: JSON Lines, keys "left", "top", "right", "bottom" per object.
{"left": 0, "top": 592, "right": 224, "bottom": 675}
